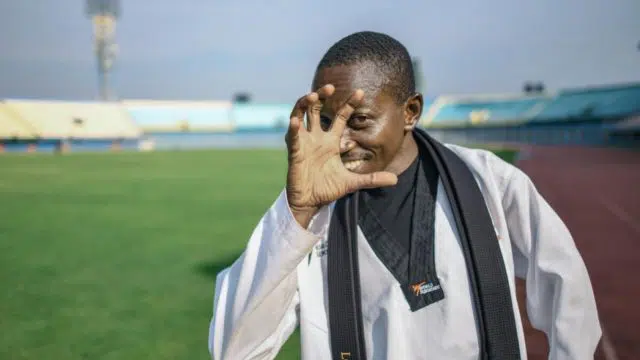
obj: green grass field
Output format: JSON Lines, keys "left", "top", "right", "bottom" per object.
{"left": 0, "top": 148, "right": 516, "bottom": 359}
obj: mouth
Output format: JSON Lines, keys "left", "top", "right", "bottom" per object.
{"left": 343, "top": 159, "right": 366, "bottom": 171}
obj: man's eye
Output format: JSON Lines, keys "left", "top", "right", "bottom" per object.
{"left": 348, "top": 115, "right": 369, "bottom": 127}
{"left": 320, "top": 116, "right": 332, "bottom": 130}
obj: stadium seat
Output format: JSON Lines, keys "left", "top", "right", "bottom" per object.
{"left": 533, "top": 85, "right": 640, "bottom": 121}
{"left": 429, "top": 98, "right": 546, "bottom": 125}
{"left": 122, "top": 100, "right": 233, "bottom": 133}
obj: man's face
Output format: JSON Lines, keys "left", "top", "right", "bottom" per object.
{"left": 311, "top": 62, "right": 421, "bottom": 175}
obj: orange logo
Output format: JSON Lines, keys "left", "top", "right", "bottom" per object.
{"left": 411, "top": 282, "right": 427, "bottom": 296}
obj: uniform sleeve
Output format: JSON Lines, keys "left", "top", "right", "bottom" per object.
{"left": 501, "top": 166, "right": 602, "bottom": 360}
{"left": 208, "top": 190, "right": 331, "bottom": 360}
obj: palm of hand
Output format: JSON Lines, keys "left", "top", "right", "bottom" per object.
{"left": 285, "top": 85, "right": 397, "bottom": 214}
{"left": 287, "top": 133, "right": 355, "bottom": 209}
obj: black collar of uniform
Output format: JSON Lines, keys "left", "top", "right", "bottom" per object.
{"left": 357, "top": 143, "right": 444, "bottom": 312}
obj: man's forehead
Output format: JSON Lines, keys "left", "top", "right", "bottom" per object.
{"left": 314, "top": 62, "right": 386, "bottom": 88}
{"left": 313, "top": 62, "right": 390, "bottom": 111}
{"left": 322, "top": 86, "right": 383, "bottom": 113}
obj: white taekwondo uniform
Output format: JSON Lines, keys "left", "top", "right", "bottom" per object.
{"left": 208, "top": 144, "right": 601, "bottom": 360}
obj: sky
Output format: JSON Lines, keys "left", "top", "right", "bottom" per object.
{"left": 0, "top": 0, "right": 638, "bottom": 103}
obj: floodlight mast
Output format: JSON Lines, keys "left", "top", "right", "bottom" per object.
{"left": 86, "top": 0, "right": 120, "bottom": 101}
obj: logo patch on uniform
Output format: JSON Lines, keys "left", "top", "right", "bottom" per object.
{"left": 401, "top": 279, "right": 445, "bottom": 311}
{"left": 410, "top": 281, "right": 441, "bottom": 296}
{"left": 314, "top": 240, "right": 328, "bottom": 257}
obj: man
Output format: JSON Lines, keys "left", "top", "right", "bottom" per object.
{"left": 208, "top": 31, "right": 601, "bottom": 359}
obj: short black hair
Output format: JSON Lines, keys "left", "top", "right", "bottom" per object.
{"left": 316, "top": 31, "right": 416, "bottom": 104}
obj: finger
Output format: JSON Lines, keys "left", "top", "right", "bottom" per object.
{"left": 331, "top": 89, "right": 364, "bottom": 134}
{"left": 316, "top": 84, "right": 335, "bottom": 99}
{"left": 348, "top": 171, "right": 398, "bottom": 192}
{"left": 307, "top": 85, "right": 335, "bottom": 132}
{"left": 290, "top": 92, "right": 319, "bottom": 130}
{"left": 306, "top": 94, "right": 322, "bottom": 132}
{"left": 285, "top": 115, "right": 301, "bottom": 148}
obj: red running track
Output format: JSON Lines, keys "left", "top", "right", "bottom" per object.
{"left": 514, "top": 145, "right": 640, "bottom": 360}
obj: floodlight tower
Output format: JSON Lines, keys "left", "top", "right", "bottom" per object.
{"left": 86, "top": 0, "right": 120, "bottom": 101}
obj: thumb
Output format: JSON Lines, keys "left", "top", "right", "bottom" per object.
{"left": 350, "top": 171, "right": 398, "bottom": 191}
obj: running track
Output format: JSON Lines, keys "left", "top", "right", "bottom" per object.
{"left": 514, "top": 145, "right": 640, "bottom": 360}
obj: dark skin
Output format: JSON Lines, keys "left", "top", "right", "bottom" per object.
{"left": 285, "top": 63, "right": 424, "bottom": 229}
{"left": 313, "top": 64, "right": 423, "bottom": 176}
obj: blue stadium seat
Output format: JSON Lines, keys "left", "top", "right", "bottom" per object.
{"left": 125, "top": 103, "right": 231, "bottom": 131}
{"left": 431, "top": 98, "right": 544, "bottom": 124}
{"left": 230, "top": 104, "right": 292, "bottom": 131}
{"left": 593, "top": 86, "right": 640, "bottom": 117}
{"left": 533, "top": 85, "right": 640, "bottom": 120}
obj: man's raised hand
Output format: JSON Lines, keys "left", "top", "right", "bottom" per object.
{"left": 285, "top": 85, "right": 398, "bottom": 228}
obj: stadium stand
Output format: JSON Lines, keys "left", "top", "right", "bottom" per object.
{"left": 426, "top": 95, "right": 549, "bottom": 126}
{"left": 423, "top": 83, "right": 639, "bottom": 128}
{"left": 532, "top": 83, "right": 640, "bottom": 121}
{"left": 122, "top": 100, "right": 233, "bottom": 133}
{"left": 4, "top": 99, "right": 140, "bottom": 139}
{"left": 230, "top": 103, "right": 292, "bottom": 132}
{"left": 1, "top": 82, "right": 638, "bottom": 153}
{"left": 0, "top": 101, "right": 37, "bottom": 140}
{"left": 0, "top": 99, "right": 141, "bottom": 153}
{"left": 421, "top": 82, "right": 640, "bottom": 147}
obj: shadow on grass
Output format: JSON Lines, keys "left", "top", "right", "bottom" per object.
{"left": 194, "top": 252, "right": 243, "bottom": 280}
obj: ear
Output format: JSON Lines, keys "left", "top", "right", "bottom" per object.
{"left": 403, "top": 93, "right": 423, "bottom": 131}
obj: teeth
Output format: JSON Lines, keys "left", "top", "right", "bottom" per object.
{"left": 344, "top": 160, "right": 364, "bottom": 170}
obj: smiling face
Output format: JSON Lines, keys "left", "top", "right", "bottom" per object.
{"left": 312, "top": 62, "right": 423, "bottom": 175}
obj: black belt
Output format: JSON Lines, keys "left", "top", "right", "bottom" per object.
{"left": 327, "top": 128, "right": 521, "bottom": 359}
